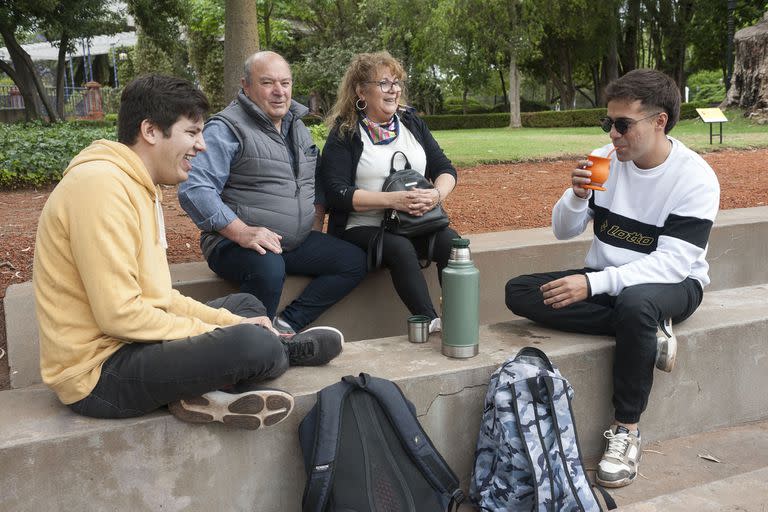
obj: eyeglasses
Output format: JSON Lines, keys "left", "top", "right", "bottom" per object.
{"left": 365, "top": 79, "right": 406, "bottom": 93}
{"left": 599, "top": 112, "right": 661, "bottom": 135}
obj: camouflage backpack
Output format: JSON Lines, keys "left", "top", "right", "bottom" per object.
{"left": 470, "top": 347, "right": 614, "bottom": 511}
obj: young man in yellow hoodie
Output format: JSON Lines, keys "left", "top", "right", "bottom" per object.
{"left": 33, "top": 75, "right": 343, "bottom": 430}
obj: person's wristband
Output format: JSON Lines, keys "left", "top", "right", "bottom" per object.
{"left": 435, "top": 188, "right": 442, "bottom": 206}
{"left": 585, "top": 274, "right": 592, "bottom": 298}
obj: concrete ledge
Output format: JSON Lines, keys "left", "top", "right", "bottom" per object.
{"left": 5, "top": 206, "right": 768, "bottom": 389}
{"left": 1, "top": 284, "right": 767, "bottom": 511}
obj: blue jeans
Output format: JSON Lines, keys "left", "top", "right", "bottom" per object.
{"left": 207, "top": 230, "right": 367, "bottom": 330}
{"left": 69, "top": 294, "right": 289, "bottom": 419}
{"left": 505, "top": 269, "right": 703, "bottom": 424}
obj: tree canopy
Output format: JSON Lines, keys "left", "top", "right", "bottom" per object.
{"left": 2, "top": 0, "right": 767, "bottom": 121}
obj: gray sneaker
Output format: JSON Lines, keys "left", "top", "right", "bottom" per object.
{"left": 655, "top": 318, "right": 677, "bottom": 372}
{"left": 596, "top": 425, "right": 641, "bottom": 488}
{"left": 283, "top": 326, "right": 344, "bottom": 366}
{"left": 168, "top": 389, "right": 294, "bottom": 430}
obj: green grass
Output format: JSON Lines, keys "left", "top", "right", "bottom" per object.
{"left": 432, "top": 111, "right": 768, "bottom": 167}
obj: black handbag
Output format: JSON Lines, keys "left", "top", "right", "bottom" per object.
{"left": 368, "top": 151, "right": 450, "bottom": 271}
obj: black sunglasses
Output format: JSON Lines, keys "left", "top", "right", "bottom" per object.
{"left": 600, "top": 112, "right": 661, "bottom": 135}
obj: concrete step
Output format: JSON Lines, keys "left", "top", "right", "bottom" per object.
{"left": 5, "top": 206, "right": 768, "bottom": 389}
{"left": 1, "top": 284, "right": 766, "bottom": 512}
{"left": 610, "top": 421, "right": 768, "bottom": 511}
{"left": 459, "top": 421, "right": 768, "bottom": 511}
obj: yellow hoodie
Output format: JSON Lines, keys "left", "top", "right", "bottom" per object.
{"left": 33, "top": 140, "right": 242, "bottom": 404}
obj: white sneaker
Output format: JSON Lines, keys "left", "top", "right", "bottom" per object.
{"left": 168, "top": 389, "right": 294, "bottom": 430}
{"left": 596, "top": 425, "right": 641, "bottom": 488}
{"left": 655, "top": 318, "right": 677, "bottom": 372}
{"left": 429, "top": 317, "right": 442, "bottom": 334}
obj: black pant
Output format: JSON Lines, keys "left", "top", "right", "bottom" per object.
{"left": 68, "top": 294, "right": 289, "bottom": 419}
{"left": 343, "top": 226, "right": 459, "bottom": 319}
{"left": 505, "top": 269, "right": 703, "bottom": 424}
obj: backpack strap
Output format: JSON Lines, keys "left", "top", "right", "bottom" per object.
{"left": 542, "top": 376, "right": 615, "bottom": 511}
{"left": 350, "top": 373, "right": 465, "bottom": 506}
{"left": 515, "top": 377, "right": 557, "bottom": 511}
{"left": 301, "top": 378, "right": 357, "bottom": 512}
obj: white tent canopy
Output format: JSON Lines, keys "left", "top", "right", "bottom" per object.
{"left": 0, "top": 31, "right": 137, "bottom": 62}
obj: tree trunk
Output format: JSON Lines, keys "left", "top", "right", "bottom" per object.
{"left": 600, "top": 25, "right": 620, "bottom": 106}
{"left": 556, "top": 47, "right": 575, "bottom": 109}
{"left": 497, "top": 66, "right": 508, "bottom": 107}
{"left": 0, "top": 23, "right": 50, "bottom": 121}
{"left": 0, "top": 58, "right": 38, "bottom": 121}
{"left": 722, "top": 12, "right": 768, "bottom": 113}
{"left": 621, "top": 0, "right": 640, "bottom": 73}
{"left": 224, "top": 0, "right": 260, "bottom": 103}
{"left": 508, "top": 50, "right": 521, "bottom": 128}
{"left": 263, "top": 1, "right": 273, "bottom": 48}
{"left": 55, "top": 32, "right": 70, "bottom": 119}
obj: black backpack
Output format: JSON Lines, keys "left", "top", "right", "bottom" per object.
{"left": 381, "top": 151, "right": 450, "bottom": 238}
{"left": 299, "top": 373, "right": 465, "bottom": 512}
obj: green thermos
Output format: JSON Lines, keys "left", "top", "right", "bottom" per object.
{"left": 441, "top": 238, "right": 480, "bottom": 358}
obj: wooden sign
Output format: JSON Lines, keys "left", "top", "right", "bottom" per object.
{"left": 696, "top": 108, "right": 728, "bottom": 123}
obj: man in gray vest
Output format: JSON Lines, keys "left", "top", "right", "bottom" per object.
{"left": 179, "top": 51, "right": 367, "bottom": 334}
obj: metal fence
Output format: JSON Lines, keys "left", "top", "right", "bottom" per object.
{"left": 0, "top": 84, "right": 120, "bottom": 119}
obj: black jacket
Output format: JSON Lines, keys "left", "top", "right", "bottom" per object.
{"left": 320, "top": 109, "right": 457, "bottom": 238}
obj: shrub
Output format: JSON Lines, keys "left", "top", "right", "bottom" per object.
{"left": 441, "top": 97, "right": 492, "bottom": 114}
{"left": 0, "top": 122, "right": 116, "bottom": 189}
{"left": 419, "top": 102, "right": 706, "bottom": 131}
{"left": 489, "top": 99, "right": 551, "bottom": 113}
{"left": 308, "top": 123, "right": 328, "bottom": 143}
{"left": 687, "top": 70, "right": 725, "bottom": 105}
{"left": 521, "top": 108, "right": 607, "bottom": 128}
{"left": 422, "top": 113, "right": 510, "bottom": 130}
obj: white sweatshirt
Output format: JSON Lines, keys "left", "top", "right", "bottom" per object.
{"left": 552, "top": 137, "right": 720, "bottom": 296}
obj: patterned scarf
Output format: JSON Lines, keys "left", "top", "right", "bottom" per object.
{"left": 360, "top": 114, "right": 400, "bottom": 145}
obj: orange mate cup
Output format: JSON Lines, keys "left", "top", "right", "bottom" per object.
{"left": 583, "top": 154, "right": 611, "bottom": 191}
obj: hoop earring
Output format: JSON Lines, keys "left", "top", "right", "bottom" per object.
{"left": 355, "top": 98, "right": 367, "bottom": 111}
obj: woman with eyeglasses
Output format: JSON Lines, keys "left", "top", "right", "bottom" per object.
{"left": 320, "top": 51, "right": 458, "bottom": 335}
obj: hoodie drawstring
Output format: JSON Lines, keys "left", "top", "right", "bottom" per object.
{"left": 154, "top": 195, "right": 168, "bottom": 249}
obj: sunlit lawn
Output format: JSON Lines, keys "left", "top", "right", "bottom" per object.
{"left": 432, "top": 111, "right": 768, "bottom": 167}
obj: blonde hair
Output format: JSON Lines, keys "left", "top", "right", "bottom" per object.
{"left": 325, "top": 51, "right": 407, "bottom": 136}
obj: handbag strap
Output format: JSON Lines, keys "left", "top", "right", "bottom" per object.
{"left": 389, "top": 150, "right": 412, "bottom": 174}
{"left": 368, "top": 221, "right": 435, "bottom": 272}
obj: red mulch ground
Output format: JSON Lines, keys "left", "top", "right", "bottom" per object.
{"left": 1, "top": 147, "right": 767, "bottom": 389}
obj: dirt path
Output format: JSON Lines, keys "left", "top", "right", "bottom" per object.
{"left": 1, "top": 148, "right": 767, "bottom": 389}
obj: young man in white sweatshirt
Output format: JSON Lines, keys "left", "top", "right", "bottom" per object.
{"left": 505, "top": 69, "right": 720, "bottom": 488}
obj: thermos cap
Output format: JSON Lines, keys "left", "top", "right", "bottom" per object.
{"left": 451, "top": 238, "right": 470, "bottom": 248}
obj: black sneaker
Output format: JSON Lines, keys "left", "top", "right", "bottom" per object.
{"left": 168, "top": 389, "right": 294, "bottom": 430}
{"left": 283, "top": 326, "right": 344, "bottom": 366}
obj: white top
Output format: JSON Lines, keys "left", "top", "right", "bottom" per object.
{"left": 346, "top": 120, "right": 428, "bottom": 229}
{"left": 551, "top": 137, "right": 720, "bottom": 296}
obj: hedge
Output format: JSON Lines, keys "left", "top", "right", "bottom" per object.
{"left": 422, "top": 113, "right": 510, "bottom": 130}
{"left": 422, "top": 102, "right": 707, "bottom": 130}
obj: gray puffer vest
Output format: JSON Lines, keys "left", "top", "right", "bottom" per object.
{"left": 201, "top": 92, "right": 318, "bottom": 256}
